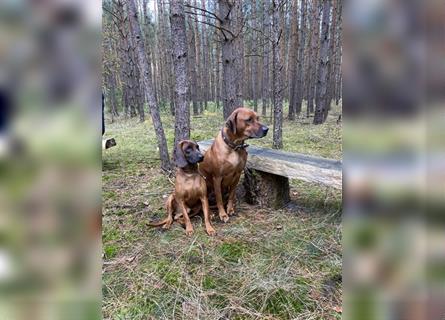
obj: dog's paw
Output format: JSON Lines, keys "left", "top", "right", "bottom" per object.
{"left": 185, "top": 228, "right": 194, "bottom": 236}
{"left": 206, "top": 226, "right": 217, "bottom": 236}
{"left": 219, "top": 213, "right": 229, "bottom": 223}
{"left": 227, "top": 207, "right": 236, "bottom": 216}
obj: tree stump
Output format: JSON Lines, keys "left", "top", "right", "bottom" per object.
{"left": 242, "top": 168, "right": 290, "bottom": 209}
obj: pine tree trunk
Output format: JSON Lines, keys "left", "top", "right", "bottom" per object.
{"left": 313, "top": 0, "right": 331, "bottom": 125}
{"left": 218, "top": 0, "right": 242, "bottom": 120}
{"left": 192, "top": 0, "right": 203, "bottom": 113}
{"left": 234, "top": 1, "right": 244, "bottom": 106}
{"left": 215, "top": 34, "right": 221, "bottom": 109}
{"left": 170, "top": 0, "right": 190, "bottom": 161}
{"left": 287, "top": 0, "right": 299, "bottom": 120}
{"left": 251, "top": 0, "right": 259, "bottom": 112}
{"left": 334, "top": 0, "right": 342, "bottom": 106}
{"left": 304, "top": 2, "right": 313, "bottom": 115}
{"left": 128, "top": 34, "right": 145, "bottom": 122}
{"left": 325, "top": 0, "right": 337, "bottom": 121}
{"left": 200, "top": 0, "right": 210, "bottom": 110}
{"left": 107, "top": 73, "right": 119, "bottom": 117}
{"left": 279, "top": 0, "right": 287, "bottom": 98}
{"left": 186, "top": 12, "right": 199, "bottom": 115}
{"left": 307, "top": 0, "right": 320, "bottom": 117}
{"left": 272, "top": 0, "right": 283, "bottom": 149}
{"left": 127, "top": 0, "right": 171, "bottom": 170}
{"left": 104, "top": 38, "right": 119, "bottom": 118}
{"left": 295, "top": 0, "right": 307, "bottom": 116}
{"left": 261, "top": 0, "right": 271, "bottom": 116}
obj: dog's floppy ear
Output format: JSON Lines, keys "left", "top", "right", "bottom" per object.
{"left": 175, "top": 141, "right": 188, "bottom": 168}
{"left": 225, "top": 110, "right": 238, "bottom": 134}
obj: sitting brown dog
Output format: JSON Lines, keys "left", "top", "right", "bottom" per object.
{"left": 149, "top": 140, "right": 216, "bottom": 236}
{"left": 199, "top": 107, "right": 268, "bottom": 222}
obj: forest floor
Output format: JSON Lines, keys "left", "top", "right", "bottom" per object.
{"left": 102, "top": 103, "right": 342, "bottom": 319}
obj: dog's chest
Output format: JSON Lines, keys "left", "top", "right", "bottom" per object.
{"left": 178, "top": 175, "right": 205, "bottom": 198}
{"left": 225, "top": 150, "right": 246, "bottom": 169}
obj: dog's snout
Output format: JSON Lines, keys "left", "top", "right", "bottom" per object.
{"left": 197, "top": 153, "right": 204, "bottom": 162}
{"left": 262, "top": 125, "right": 269, "bottom": 135}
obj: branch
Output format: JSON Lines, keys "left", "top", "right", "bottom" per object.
{"left": 189, "top": 16, "right": 236, "bottom": 40}
{"left": 103, "top": 5, "right": 122, "bottom": 24}
{"left": 184, "top": 10, "right": 218, "bottom": 22}
{"left": 244, "top": 54, "right": 264, "bottom": 58}
{"left": 225, "top": 5, "right": 232, "bottom": 21}
{"left": 233, "top": 14, "right": 248, "bottom": 39}
{"left": 184, "top": 3, "right": 223, "bottom": 23}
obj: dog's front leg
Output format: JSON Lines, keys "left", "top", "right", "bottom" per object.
{"left": 179, "top": 201, "right": 194, "bottom": 236}
{"left": 226, "top": 187, "right": 237, "bottom": 216}
{"left": 201, "top": 196, "right": 216, "bottom": 236}
{"left": 213, "top": 176, "right": 229, "bottom": 222}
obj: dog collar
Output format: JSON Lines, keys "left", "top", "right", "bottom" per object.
{"left": 220, "top": 128, "right": 249, "bottom": 151}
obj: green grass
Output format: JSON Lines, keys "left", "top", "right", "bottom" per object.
{"left": 102, "top": 102, "right": 342, "bottom": 319}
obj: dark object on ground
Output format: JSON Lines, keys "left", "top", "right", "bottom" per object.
{"left": 102, "top": 138, "right": 116, "bottom": 149}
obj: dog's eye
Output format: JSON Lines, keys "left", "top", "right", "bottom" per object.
{"left": 246, "top": 117, "right": 252, "bottom": 123}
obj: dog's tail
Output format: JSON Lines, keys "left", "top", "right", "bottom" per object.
{"left": 147, "top": 194, "right": 175, "bottom": 228}
{"left": 147, "top": 218, "right": 169, "bottom": 227}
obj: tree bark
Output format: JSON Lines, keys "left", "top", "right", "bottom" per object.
{"left": 170, "top": 0, "right": 190, "bottom": 162}
{"left": 157, "top": 0, "right": 176, "bottom": 115}
{"left": 325, "top": 0, "right": 337, "bottom": 121}
{"left": 234, "top": 1, "right": 244, "bottom": 106}
{"left": 251, "top": 0, "right": 259, "bottom": 111}
{"left": 313, "top": 0, "right": 331, "bottom": 124}
{"left": 279, "top": 0, "right": 287, "bottom": 98}
{"left": 261, "top": 0, "right": 271, "bottom": 116}
{"left": 191, "top": 0, "right": 203, "bottom": 113}
{"left": 115, "top": 0, "right": 133, "bottom": 118}
{"left": 215, "top": 30, "right": 221, "bottom": 109}
{"left": 307, "top": 0, "right": 321, "bottom": 117}
{"left": 127, "top": 0, "right": 171, "bottom": 170}
{"left": 200, "top": 0, "right": 210, "bottom": 110}
{"left": 218, "top": 0, "right": 243, "bottom": 119}
{"left": 287, "top": 0, "right": 299, "bottom": 120}
{"left": 186, "top": 11, "right": 199, "bottom": 115}
{"left": 333, "top": 0, "right": 342, "bottom": 106}
{"left": 295, "top": 0, "right": 307, "bottom": 116}
{"left": 106, "top": 72, "right": 119, "bottom": 118}
{"left": 127, "top": 33, "right": 145, "bottom": 122}
{"left": 272, "top": 0, "right": 283, "bottom": 149}
{"left": 104, "top": 37, "right": 119, "bottom": 118}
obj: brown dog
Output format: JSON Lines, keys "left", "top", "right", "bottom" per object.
{"left": 199, "top": 107, "right": 268, "bottom": 222}
{"left": 149, "top": 140, "right": 216, "bottom": 236}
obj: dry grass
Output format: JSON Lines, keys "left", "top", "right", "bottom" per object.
{"left": 102, "top": 103, "right": 342, "bottom": 319}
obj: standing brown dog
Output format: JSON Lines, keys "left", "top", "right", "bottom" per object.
{"left": 149, "top": 140, "right": 216, "bottom": 236}
{"left": 199, "top": 107, "right": 268, "bottom": 222}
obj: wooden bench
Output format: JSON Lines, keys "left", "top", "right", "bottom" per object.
{"left": 198, "top": 140, "right": 342, "bottom": 208}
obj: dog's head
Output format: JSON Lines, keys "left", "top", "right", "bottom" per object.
{"left": 175, "top": 140, "right": 204, "bottom": 168}
{"left": 225, "top": 107, "right": 269, "bottom": 139}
